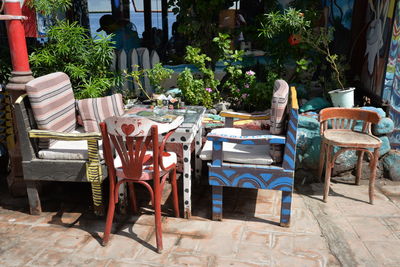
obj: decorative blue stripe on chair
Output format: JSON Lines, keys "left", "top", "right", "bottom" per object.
{"left": 291, "top": 108, "right": 298, "bottom": 119}
{"left": 283, "top": 154, "right": 295, "bottom": 169}
{"left": 286, "top": 143, "right": 295, "bottom": 156}
{"left": 206, "top": 84, "right": 299, "bottom": 227}
{"left": 213, "top": 206, "right": 221, "bottom": 213}
{"left": 213, "top": 142, "right": 222, "bottom": 151}
{"left": 288, "top": 131, "right": 295, "bottom": 144}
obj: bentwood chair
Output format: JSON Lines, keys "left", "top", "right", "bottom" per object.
{"left": 100, "top": 115, "right": 182, "bottom": 253}
{"left": 318, "top": 108, "right": 382, "bottom": 204}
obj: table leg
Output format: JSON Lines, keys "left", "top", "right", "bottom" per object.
{"left": 183, "top": 141, "right": 192, "bottom": 218}
{"left": 117, "top": 177, "right": 128, "bottom": 215}
{"left": 194, "top": 126, "right": 203, "bottom": 182}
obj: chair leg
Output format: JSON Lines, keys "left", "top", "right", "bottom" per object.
{"left": 323, "top": 145, "right": 333, "bottom": 203}
{"left": 212, "top": 186, "right": 223, "bottom": 221}
{"left": 280, "top": 191, "right": 292, "bottom": 227}
{"left": 369, "top": 148, "right": 379, "bottom": 205}
{"left": 91, "top": 182, "right": 104, "bottom": 216}
{"left": 103, "top": 181, "right": 116, "bottom": 246}
{"left": 154, "top": 176, "right": 163, "bottom": 253}
{"left": 26, "top": 181, "right": 42, "bottom": 215}
{"left": 170, "top": 167, "right": 180, "bottom": 218}
{"left": 355, "top": 151, "right": 364, "bottom": 185}
{"left": 128, "top": 182, "right": 138, "bottom": 214}
{"left": 318, "top": 141, "right": 326, "bottom": 182}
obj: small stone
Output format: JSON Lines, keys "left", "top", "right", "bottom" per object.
{"left": 207, "top": 109, "right": 217, "bottom": 115}
{"left": 214, "top": 101, "right": 231, "bottom": 112}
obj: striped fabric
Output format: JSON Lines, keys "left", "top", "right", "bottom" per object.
{"left": 270, "top": 80, "right": 290, "bottom": 163}
{"left": 25, "top": 72, "right": 77, "bottom": 149}
{"left": 77, "top": 94, "right": 124, "bottom": 132}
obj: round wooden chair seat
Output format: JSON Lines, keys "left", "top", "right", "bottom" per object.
{"left": 324, "top": 129, "right": 381, "bottom": 148}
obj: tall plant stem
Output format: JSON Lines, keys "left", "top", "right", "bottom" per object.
{"left": 133, "top": 75, "right": 151, "bottom": 100}
{"left": 303, "top": 31, "right": 345, "bottom": 90}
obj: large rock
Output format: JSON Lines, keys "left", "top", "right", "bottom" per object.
{"left": 332, "top": 149, "right": 357, "bottom": 176}
{"left": 358, "top": 160, "right": 384, "bottom": 180}
{"left": 382, "top": 150, "right": 400, "bottom": 181}
{"left": 372, "top": 117, "right": 394, "bottom": 136}
{"left": 378, "top": 136, "right": 391, "bottom": 158}
{"left": 296, "top": 115, "right": 321, "bottom": 171}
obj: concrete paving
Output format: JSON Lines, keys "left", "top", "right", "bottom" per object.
{"left": 0, "top": 177, "right": 400, "bottom": 267}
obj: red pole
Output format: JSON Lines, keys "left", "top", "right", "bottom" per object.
{"left": 3, "top": 0, "right": 34, "bottom": 196}
{"left": 4, "top": 0, "right": 31, "bottom": 72}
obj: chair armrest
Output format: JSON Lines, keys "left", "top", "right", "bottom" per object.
{"left": 29, "top": 129, "right": 102, "bottom": 141}
{"left": 207, "top": 132, "right": 285, "bottom": 145}
{"left": 220, "top": 111, "right": 270, "bottom": 120}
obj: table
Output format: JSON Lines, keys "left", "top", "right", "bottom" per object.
{"left": 126, "top": 106, "right": 206, "bottom": 218}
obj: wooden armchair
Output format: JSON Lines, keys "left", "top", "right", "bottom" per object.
{"left": 14, "top": 73, "right": 108, "bottom": 215}
{"left": 200, "top": 81, "right": 299, "bottom": 226}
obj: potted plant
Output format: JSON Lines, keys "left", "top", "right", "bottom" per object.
{"left": 301, "top": 27, "right": 354, "bottom": 107}
{"left": 258, "top": 8, "right": 353, "bottom": 107}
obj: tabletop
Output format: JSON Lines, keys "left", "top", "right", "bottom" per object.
{"left": 126, "top": 105, "right": 206, "bottom": 143}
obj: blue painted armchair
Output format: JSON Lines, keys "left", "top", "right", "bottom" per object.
{"left": 200, "top": 81, "right": 298, "bottom": 227}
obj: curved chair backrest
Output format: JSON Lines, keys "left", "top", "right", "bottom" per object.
{"left": 101, "top": 116, "right": 160, "bottom": 180}
{"left": 319, "top": 108, "right": 380, "bottom": 135}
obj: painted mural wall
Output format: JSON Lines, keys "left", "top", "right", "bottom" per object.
{"left": 383, "top": 1, "right": 400, "bottom": 149}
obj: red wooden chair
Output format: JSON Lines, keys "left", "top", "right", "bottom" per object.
{"left": 100, "top": 115, "right": 182, "bottom": 253}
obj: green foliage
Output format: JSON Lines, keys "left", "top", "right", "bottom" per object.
{"left": 259, "top": 8, "right": 310, "bottom": 39}
{"left": 301, "top": 27, "right": 347, "bottom": 90}
{"left": 213, "top": 33, "right": 245, "bottom": 96}
{"left": 258, "top": 8, "right": 317, "bottom": 77}
{"left": 168, "top": 0, "right": 236, "bottom": 63}
{"left": 26, "top": 0, "right": 72, "bottom": 16}
{"left": 29, "top": 20, "right": 119, "bottom": 99}
{"left": 124, "top": 66, "right": 151, "bottom": 101}
{"left": 240, "top": 71, "right": 277, "bottom": 112}
{"left": 177, "top": 68, "right": 214, "bottom": 108}
{"left": 258, "top": 7, "right": 347, "bottom": 92}
{"left": 147, "top": 63, "right": 174, "bottom": 94}
{"left": 184, "top": 46, "right": 219, "bottom": 91}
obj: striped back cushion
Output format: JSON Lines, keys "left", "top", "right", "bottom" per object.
{"left": 25, "top": 72, "right": 77, "bottom": 149}
{"left": 77, "top": 94, "right": 124, "bottom": 132}
{"left": 270, "top": 79, "right": 289, "bottom": 134}
{"left": 270, "top": 80, "right": 289, "bottom": 163}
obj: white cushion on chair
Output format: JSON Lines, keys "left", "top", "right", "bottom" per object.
{"left": 114, "top": 151, "right": 177, "bottom": 172}
{"left": 200, "top": 128, "right": 274, "bottom": 165}
{"left": 38, "top": 127, "right": 103, "bottom": 160}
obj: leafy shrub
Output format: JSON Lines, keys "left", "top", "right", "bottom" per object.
{"left": 177, "top": 46, "right": 220, "bottom": 108}
{"left": 147, "top": 63, "right": 174, "bottom": 94}
{"left": 29, "top": 20, "right": 120, "bottom": 99}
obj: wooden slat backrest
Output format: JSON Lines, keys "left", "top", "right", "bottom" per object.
{"left": 319, "top": 108, "right": 380, "bottom": 134}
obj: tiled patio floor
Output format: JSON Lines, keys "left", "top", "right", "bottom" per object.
{"left": 0, "top": 177, "right": 400, "bottom": 266}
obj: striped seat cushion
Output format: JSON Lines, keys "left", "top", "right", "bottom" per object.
{"left": 77, "top": 94, "right": 125, "bottom": 132}
{"left": 270, "top": 80, "right": 289, "bottom": 163}
{"left": 25, "top": 72, "right": 77, "bottom": 149}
